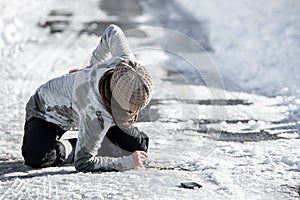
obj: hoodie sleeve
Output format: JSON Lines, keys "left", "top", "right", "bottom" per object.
{"left": 90, "top": 24, "right": 136, "bottom": 66}
{"left": 74, "top": 145, "right": 135, "bottom": 172}
{"left": 74, "top": 112, "right": 135, "bottom": 172}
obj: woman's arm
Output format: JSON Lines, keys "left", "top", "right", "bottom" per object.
{"left": 74, "top": 112, "right": 141, "bottom": 172}
{"left": 74, "top": 145, "right": 135, "bottom": 172}
{"left": 90, "top": 24, "right": 135, "bottom": 65}
{"left": 68, "top": 24, "right": 134, "bottom": 73}
{"left": 74, "top": 142, "right": 147, "bottom": 172}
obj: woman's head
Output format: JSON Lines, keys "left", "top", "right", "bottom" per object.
{"left": 99, "top": 59, "right": 152, "bottom": 128}
{"left": 110, "top": 59, "right": 153, "bottom": 111}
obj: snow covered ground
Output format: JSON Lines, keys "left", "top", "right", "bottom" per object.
{"left": 0, "top": 0, "right": 299, "bottom": 199}
{"left": 175, "top": 0, "right": 300, "bottom": 123}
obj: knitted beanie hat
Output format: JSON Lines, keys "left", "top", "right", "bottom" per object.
{"left": 110, "top": 59, "right": 152, "bottom": 111}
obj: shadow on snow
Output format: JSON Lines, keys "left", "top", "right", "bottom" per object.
{"left": 0, "top": 161, "right": 77, "bottom": 181}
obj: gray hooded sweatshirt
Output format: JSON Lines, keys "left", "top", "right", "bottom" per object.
{"left": 25, "top": 24, "right": 136, "bottom": 171}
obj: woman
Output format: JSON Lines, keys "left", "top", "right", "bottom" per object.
{"left": 22, "top": 24, "right": 152, "bottom": 172}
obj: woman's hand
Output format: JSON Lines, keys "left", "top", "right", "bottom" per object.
{"left": 68, "top": 68, "right": 80, "bottom": 74}
{"left": 132, "top": 150, "right": 148, "bottom": 167}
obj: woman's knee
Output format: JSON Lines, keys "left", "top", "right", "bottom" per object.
{"left": 22, "top": 150, "right": 48, "bottom": 168}
{"left": 139, "top": 130, "right": 149, "bottom": 152}
{"left": 106, "top": 126, "right": 149, "bottom": 152}
{"left": 22, "top": 144, "right": 59, "bottom": 168}
{"left": 124, "top": 126, "right": 149, "bottom": 151}
{"left": 22, "top": 118, "right": 65, "bottom": 168}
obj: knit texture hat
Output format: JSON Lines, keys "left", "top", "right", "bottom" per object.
{"left": 110, "top": 59, "right": 152, "bottom": 111}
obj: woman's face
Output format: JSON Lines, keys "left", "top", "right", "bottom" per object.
{"left": 111, "top": 98, "right": 139, "bottom": 128}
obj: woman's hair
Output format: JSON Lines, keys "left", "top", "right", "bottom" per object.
{"left": 99, "top": 68, "right": 114, "bottom": 115}
{"left": 98, "top": 68, "right": 138, "bottom": 128}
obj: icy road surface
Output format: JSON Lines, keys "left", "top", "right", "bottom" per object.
{"left": 0, "top": 0, "right": 299, "bottom": 199}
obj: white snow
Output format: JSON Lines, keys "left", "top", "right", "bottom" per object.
{"left": 0, "top": 0, "right": 299, "bottom": 199}
{"left": 175, "top": 0, "right": 300, "bottom": 94}
{"left": 175, "top": 0, "right": 300, "bottom": 125}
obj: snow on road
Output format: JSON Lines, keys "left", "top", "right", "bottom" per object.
{"left": 0, "top": 0, "right": 299, "bottom": 199}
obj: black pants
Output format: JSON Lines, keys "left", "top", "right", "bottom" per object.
{"left": 22, "top": 118, "right": 149, "bottom": 168}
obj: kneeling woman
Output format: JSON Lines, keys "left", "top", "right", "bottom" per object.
{"left": 22, "top": 24, "right": 152, "bottom": 172}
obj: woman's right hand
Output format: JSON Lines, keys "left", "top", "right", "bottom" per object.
{"left": 68, "top": 68, "right": 80, "bottom": 74}
{"left": 132, "top": 150, "right": 148, "bottom": 167}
